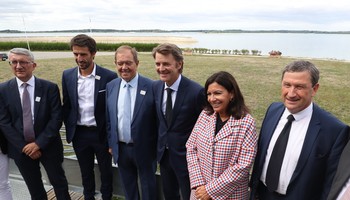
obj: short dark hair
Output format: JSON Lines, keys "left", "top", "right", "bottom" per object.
{"left": 70, "top": 34, "right": 97, "bottom": 54}
{"left": 204, "top": 71, "right": 250, "bottom": 119}
{"left": 282, "top": 60, "right": 319, "bottom": 87}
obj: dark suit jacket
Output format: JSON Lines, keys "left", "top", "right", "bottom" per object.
{"left": 250, "top": 102, "right": 350, "bottom": 200}
{"left": 153, "top": 76, "right": 205, "bottom": 162}
{"left": 106, "top": 75, "right": 157, "bottom": 165}
{"left": 0, "top": 77, "right": 63, "bottom": 159}
{"left": 0, "top": 129, "right": 7, "bottom": 154}
{"left": 327, "top": 138, "right": 350, "bottom": 200}
{"left": 62, "top": 65, "right": 117, "bottom": 143}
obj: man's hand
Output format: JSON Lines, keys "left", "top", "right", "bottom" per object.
{"left": 22, "top": 142, "right": 41, "bottom": 159}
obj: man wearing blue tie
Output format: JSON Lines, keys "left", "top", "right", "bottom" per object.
{"left": 106, "top": 45, "right": 158, "bottom": 200}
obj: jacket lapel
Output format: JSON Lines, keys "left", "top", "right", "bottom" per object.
{"left": 9, "top": 79, "right": 22, "bottom": 118}
{"left": 289, "top": 105, "right": 321, "bottom": 183}
{"left": 94, "top": 65, "right": 101, "bottom": 106}
{"left": 132, "top": 76, "right": 146, "bottom": 123}
{"left": 33, "top": 77, "right": 42, "bottom": 121}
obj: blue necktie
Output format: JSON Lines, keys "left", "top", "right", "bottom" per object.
{"left": 22, "top": 83, "right": 35, "bottom": 142}
{"left": 122, "top": 83, "right": 132, "bottom": 143}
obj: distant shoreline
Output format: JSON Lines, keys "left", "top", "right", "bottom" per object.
{"left": 0, "top": 36, "right": 197, "bottom": 45}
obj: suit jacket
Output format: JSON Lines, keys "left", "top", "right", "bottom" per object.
{"left": 327, "top": 139, "right": 350, "bottom": 200}
{"left": 106, "top": 75, "right": 157, "bottom": 164}
{"left": 62, "top": 65, "right": 118, "bottom": 143}
{"left": 0, "top": 129, "right": 7, "bottom": 154}
{"left": 153, "top": 76, "right": 205, "bottom": 162}
{"left": 186, "top": 111, "right": 257, "bottom": 199}
{"left": 0, "top": 77, "right": 63, "bottom": 159}
{"left": 250, "top": 102, "right": 350, "bottom": 200}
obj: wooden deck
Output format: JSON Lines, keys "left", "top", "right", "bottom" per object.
{"left": 47, "top": 188, "right": 102, "bottom": 200}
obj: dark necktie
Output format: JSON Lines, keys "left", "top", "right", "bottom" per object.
{"left": 266, "top": 114, "right": 295, "bottom": 192}
{"left": 165, "top": 88, "right": 173, "bottom": 126}
{"left": 22, "top": 83, "right": 35, "bottom": 142}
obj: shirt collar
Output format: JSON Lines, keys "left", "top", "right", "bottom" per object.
{"left": 164, "top": 74, "right": 181, "bottom": 92}
{"left": 122, "top": 73, "right": 139, "bottom": 88}
{"left": 77, "top": 63, "right": 96, "bottom": 78}
{"left": 16, "top": 76, "right": 35, "bottom": 88}
{"left": 284, "top": 102, "right": 313, "bottom": 121}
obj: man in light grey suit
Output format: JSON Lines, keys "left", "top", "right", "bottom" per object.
{"left": 106, "top": 45, "right": 158, "bottom": 200}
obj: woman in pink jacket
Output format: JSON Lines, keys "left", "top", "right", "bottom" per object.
{"left": 186, "top": 71, "right": 258, "bottom": 200}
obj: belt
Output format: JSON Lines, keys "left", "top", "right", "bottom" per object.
{"left": 119, "top": 141, "right": 134, "bottom": 147}
{"left": 76, "top": 125, "right": 98, "bottom": 131}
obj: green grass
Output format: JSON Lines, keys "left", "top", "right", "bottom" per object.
{"left": 1, "top": 53, "right": 349, "bottom": 131}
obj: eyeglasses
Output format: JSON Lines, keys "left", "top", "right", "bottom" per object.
{"left": 9, "top": 60, "right": 33, "bottom": 66}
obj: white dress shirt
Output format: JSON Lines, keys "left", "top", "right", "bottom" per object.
{"left": 162, "top": 75, "right": 181, "bottom": 115}
{"left": 117, "top": 74, "right": 138, "bottom": 143}
{"left": 16, "top": 76, "right": 35, "bottom": 122}
{"left": 261, "top": 103, "right": 313, "bottom": 194}
{"left": 77, "top": 64, "right": 97, "bottom": 126}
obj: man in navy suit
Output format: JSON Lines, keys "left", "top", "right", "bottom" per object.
{"left": 62, "top": 34, "right": 117, "bottom": 200}
{"left": 250, "top": 60, "right": 350, "bottom": 200}
{"left": 152, "top": 43, "right": 205, "bottom": 200}
{"left": 0, "top": 48, "right": 70, "bottom": 200}
{"left": 106, "top": 45, "right": 157, "bottom": 200}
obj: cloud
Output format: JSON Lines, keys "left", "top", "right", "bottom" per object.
{"left": 1, "top": 0, "right": 350, "bottom": 31}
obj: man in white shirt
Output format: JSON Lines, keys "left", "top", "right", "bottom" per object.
{"left": 250, "top": 60, "right": 350, "bottom": 200}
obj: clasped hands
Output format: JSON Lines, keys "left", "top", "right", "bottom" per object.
{"left": 22, "top": 142, "right": 41, "bottom": 160}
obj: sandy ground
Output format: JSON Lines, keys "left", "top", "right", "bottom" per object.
{"left": 31, "top": 51, "right": 115, "bottom": 59}
{"left": 0, "top": 36, "right": 197, "bottom": 44}
{"left": 1, "top": 36, "right": 197, "bottom": 59}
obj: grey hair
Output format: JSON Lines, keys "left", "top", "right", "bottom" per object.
{"left": 8, "top": 48, "right": 35, "bottom": 61}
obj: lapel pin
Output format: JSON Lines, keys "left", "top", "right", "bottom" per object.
{"left": 95, "top": 75, "right": 101, "bottom": 80}
{"left": 35, "top": 97, "right": 41, "bottom": 102}
{"left": 140, "top": 90, "right": 146, "bottom": 95}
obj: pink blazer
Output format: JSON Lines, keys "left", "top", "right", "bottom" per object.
{"left": 186, "top": 110, "right": 257, "bottom": 200}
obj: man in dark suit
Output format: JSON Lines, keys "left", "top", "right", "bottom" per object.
{"left": 106, "top": 45, "right": 158, "bottom": 200}
{"left": 250, "top": 60, "right": 350, "bottom": 200}
{"left": 152, "top": 43, "right": 205, "bottom": 200}
{"left": 327, "top": 139, "right": 350, "bottom": 200}
{"left": 0, "top": 48, "right": 70, "bottom": 200}
{"left": 62, "top": 34, "right": 117, "bottom": 200}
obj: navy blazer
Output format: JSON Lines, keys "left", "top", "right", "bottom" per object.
{"left": 106, "top": 75, "right": 157, "bottom": 164}
{"left": 153, "top": 76, "right": 205, "bottom": 162}
{"left": 327, "top": 138, "right": 350, "bottom": 200}
{"left": 62, "top": 65, "right": 117, "bottom": 143}
{"left": 0, "top": 129, "right": 7, "bottom": 154}
{"left": 250, "top": 102, "right": 350, "bottom": 200}
{"left": 0, "top": 77, "right": 63, "bottom": 159}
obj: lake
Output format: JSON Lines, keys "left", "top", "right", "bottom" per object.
{"left": 1, "top": 32, "right": 350, "bottom": 61}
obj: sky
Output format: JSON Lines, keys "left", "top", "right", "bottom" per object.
{"left": 1, "top": 0, "right": 350, "bottom": 32}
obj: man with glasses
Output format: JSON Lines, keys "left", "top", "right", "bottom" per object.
{"left": 0, "top": 48, "right": 70, "bottom": 200}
